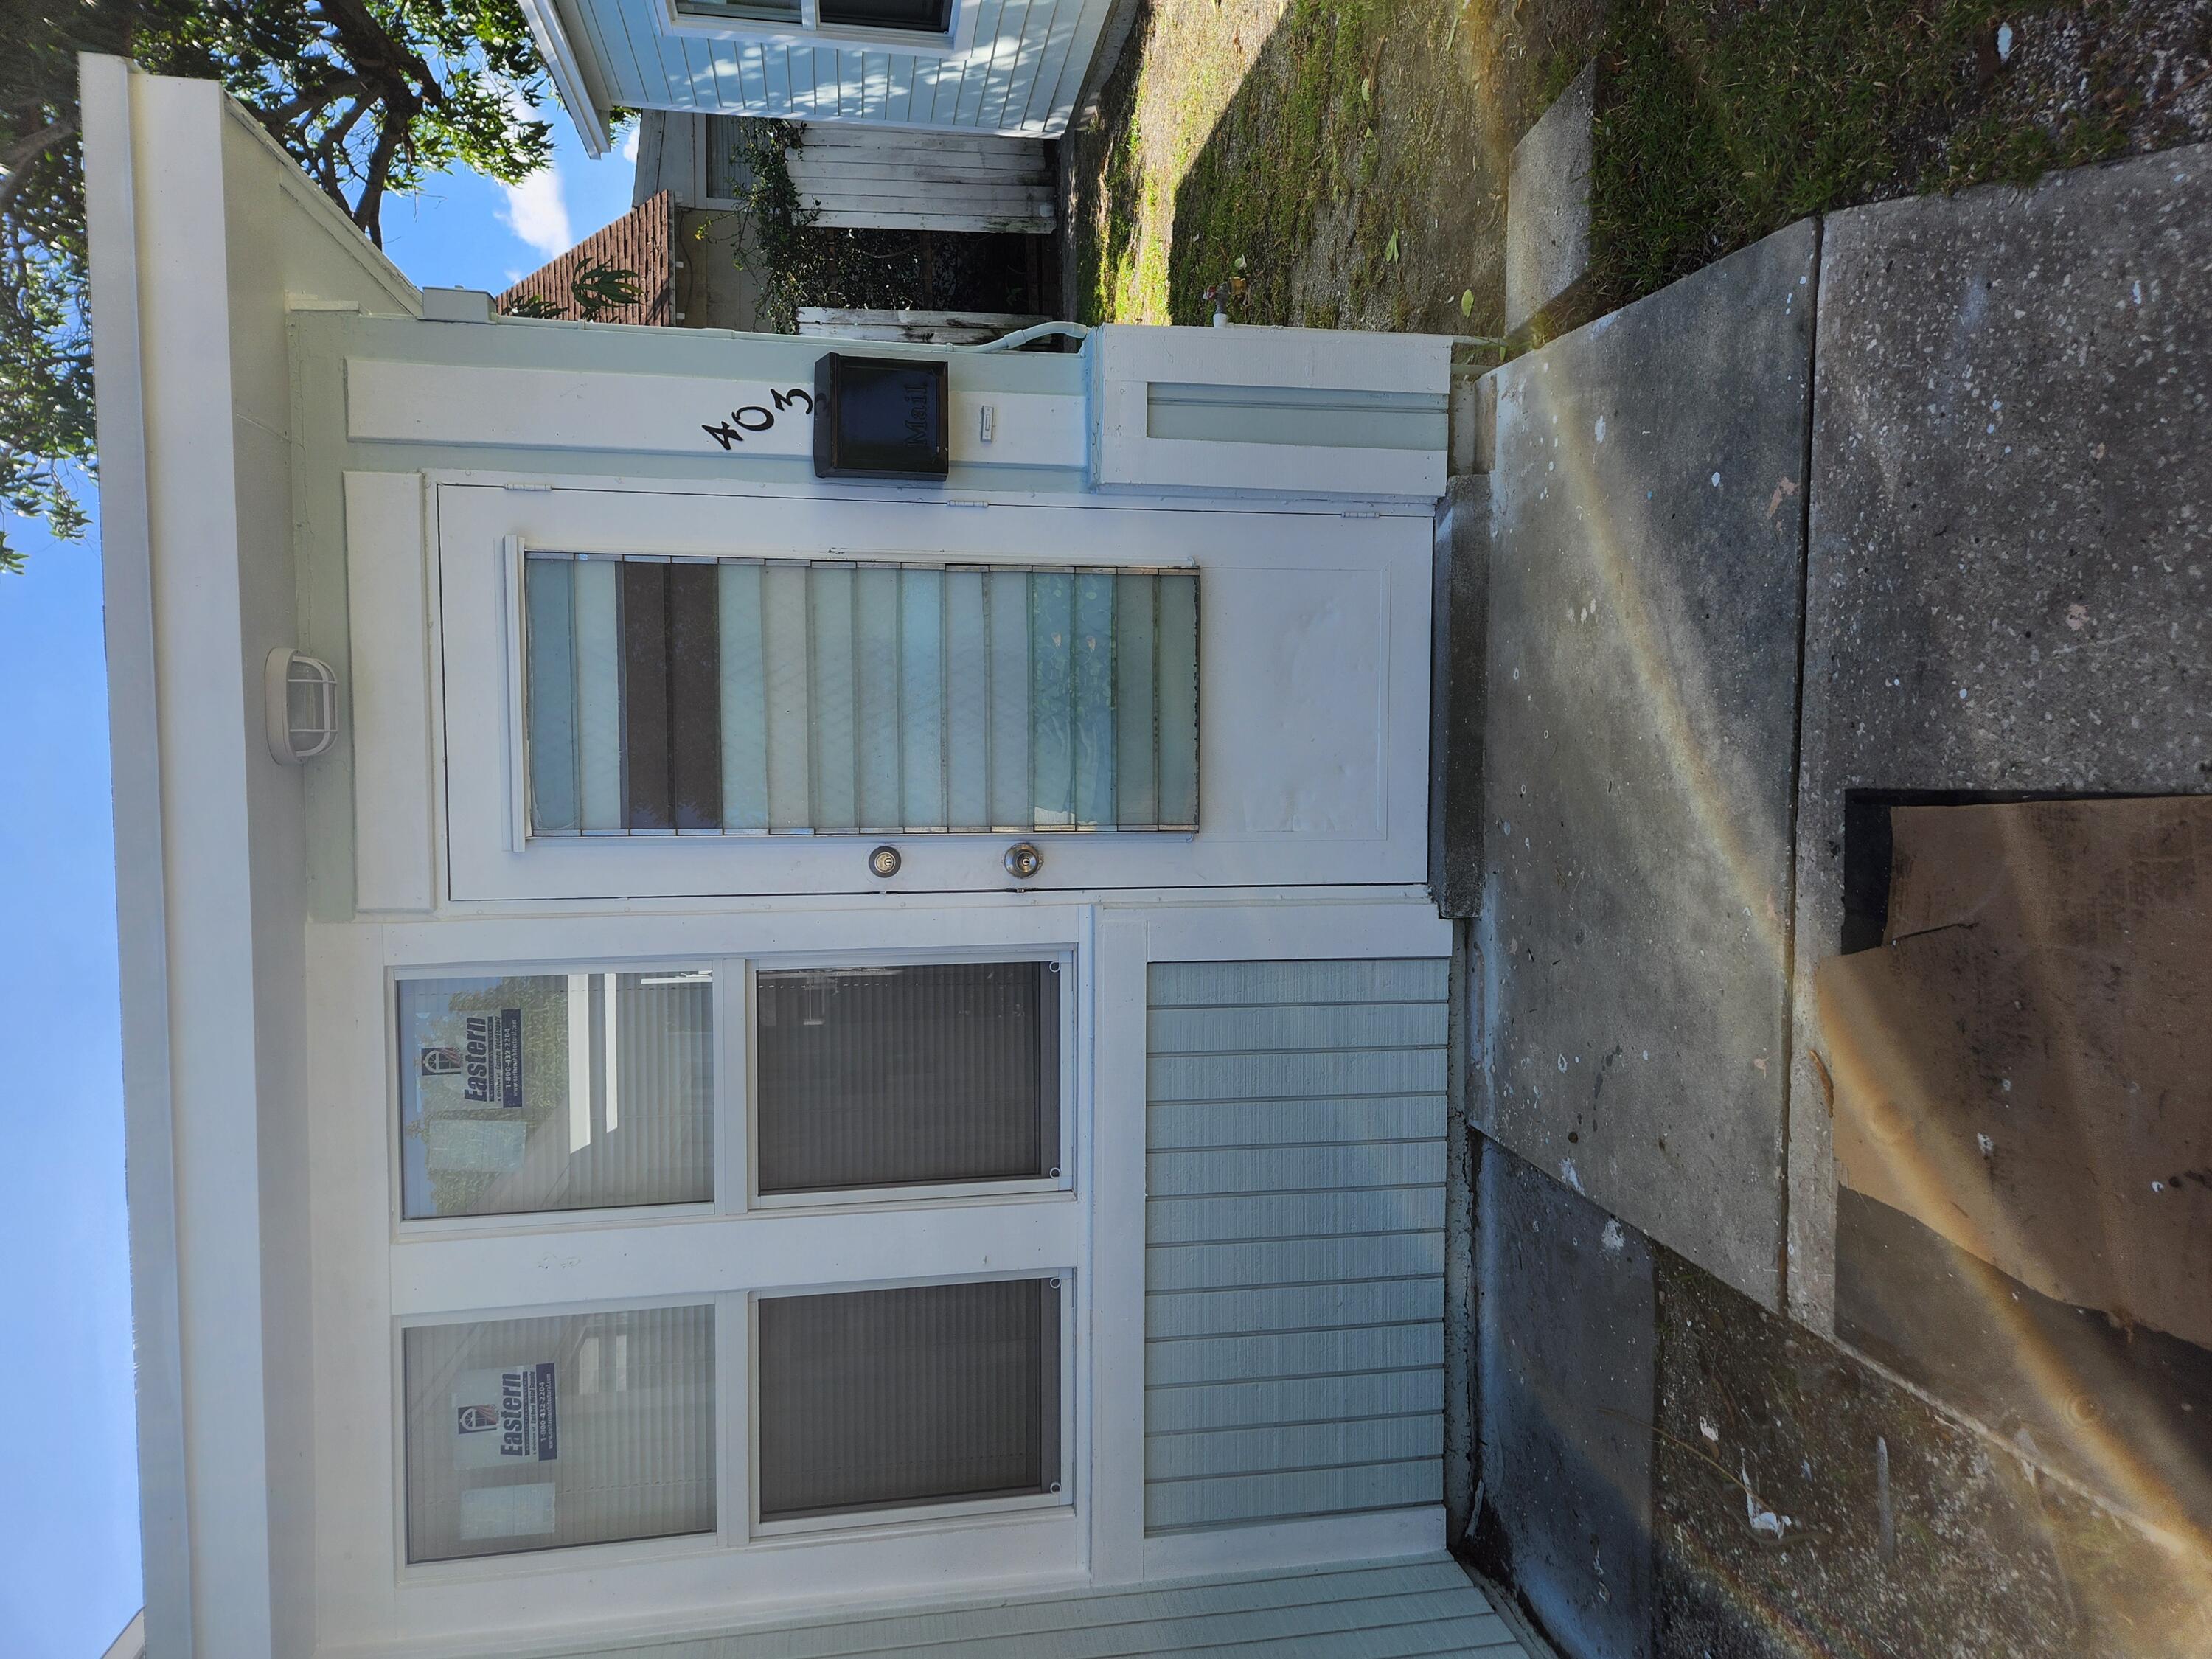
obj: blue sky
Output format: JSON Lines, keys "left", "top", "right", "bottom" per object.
{"left": 0, "top": 100, "right": 633, "bottom": 1659}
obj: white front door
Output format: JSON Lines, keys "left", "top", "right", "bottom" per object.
{"left": 430, "top": 481, "right": 1434, "bottom": 902}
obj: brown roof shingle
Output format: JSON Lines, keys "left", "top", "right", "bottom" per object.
{"left": 496, "top": 192, "right": 675, "bottom": 325}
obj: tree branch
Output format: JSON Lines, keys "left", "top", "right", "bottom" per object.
{"left": 0, "top": 116, "right": 80, "bottom": 220}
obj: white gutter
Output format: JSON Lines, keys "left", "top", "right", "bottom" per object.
{"left": 518, "top": 0, "right": 613, "bottom": 156}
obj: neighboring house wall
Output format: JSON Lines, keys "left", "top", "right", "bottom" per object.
{"left": 546, "top": 0, "right": 1113, "bottom": 136}
{"left": 1144, "top": 959, "right": 1450, "bottom": 1535}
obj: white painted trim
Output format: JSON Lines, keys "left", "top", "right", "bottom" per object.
{"left": 1141, "top": 1506, "right": 1447, "bottom": 1581}
{"left": 216, "top": 100, "right": 420, "bottom": 315}
{"left": 1142, "top": 900, "right": 1452, "bottom": 963}
{"left": 80, "top": 53, "right": 197, "bottom": 1659}
{"left": 516, "top": 0, "right": 611, "bottom": 156}
{"left": 1086, "top": 909, "right": 1149, "bottom": 1585}
{"left": 347, "top": 473, "right": 438, "bottom": 911}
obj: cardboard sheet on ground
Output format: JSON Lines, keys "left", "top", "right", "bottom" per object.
{"left": 1819, "top": 797, "right": 2212, "bottom": 1351}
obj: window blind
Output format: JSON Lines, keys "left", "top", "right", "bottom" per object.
{"left": 395, "top": 970, "right": 715, "bottom": 1220}
{"left": 757, "top": 1279, "right": 1062, "bottom": 1521}
{"left": 754, "top": 962, "right": 1060, "bottom": 1195}
{"left": 403, "top": 1304, "right": 717, "bottom": 1562}
{"left": 524, "top": 555, "right": 1199, "bottom": 838}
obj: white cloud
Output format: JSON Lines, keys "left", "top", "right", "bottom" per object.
{"left": 620, "top": 123, "right": 640, "bottom": 164}
{"left": 498, "top": 166, "right": 573, "bottom": 260}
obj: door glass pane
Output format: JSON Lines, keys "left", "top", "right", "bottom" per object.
{"left": 396, "top": 968, "right": 714, "bottom": 1220}
{"left": 757, "top": 1279, "right": 1061, "bottom": 1522}
{"left": 525, "top": 555, "right": 1199, "bottom": 837}
{"left": 754, "top": 961, "right": 1060, "bottom": 1196}
{"left": 403, "top": 1304, "right": 715, "bottom": 1562}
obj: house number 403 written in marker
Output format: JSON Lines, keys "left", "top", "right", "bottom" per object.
{"left": 702, "top": 386, "right": 813, "bottom": 449}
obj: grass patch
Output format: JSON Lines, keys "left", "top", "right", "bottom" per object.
{"left": 1584, "top": 0, "right": 2141, "bottom": 306}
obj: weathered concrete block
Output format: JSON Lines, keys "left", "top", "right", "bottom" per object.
{"left": 1473, "top": 1137, "right": 1655, "bottom": 1659}
{"left": 1429, "top": 473, "right": 1489, "bottom": 919}
{"left": 1787, "top": 142, "right": 2212, "bottom": 1326}
{"left": 1506, "top": 63, "right": 1595, "bottom": 336}
{"left": 1478, "top": 220, "right": 1818, "bottom": 1310}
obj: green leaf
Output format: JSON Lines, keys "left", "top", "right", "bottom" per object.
{"left": 1461, "top": 288, "right": 1475, "bottom": 317}
{"left": 1384, "top": 229, "right": 1400, "bottom": 262}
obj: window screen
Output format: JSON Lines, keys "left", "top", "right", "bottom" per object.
{"left": 754, "top": 961, "right": 1060, "bottom": 1195}
{"left": 403, "top": 1304, "right": 716, "bottom": 1562}
{"left": 757, "top": 1279, "right": 1062, "bottom": 1521}
{"left": 818, "top": 0, "right": 950, "bottom": 29}
{"left": 396, "top": 969, "right": 714, "bottom": 1220}
{"left": 525, "top": 554, "right": 1199, "bottom": 837}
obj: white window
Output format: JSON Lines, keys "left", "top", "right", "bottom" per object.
{"left": 386, "top": 950, "right": 1079, "bottom": 1568}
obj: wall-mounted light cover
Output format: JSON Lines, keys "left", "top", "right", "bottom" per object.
{"left": 265, "top": 647, "right": 338, "bottom": 765}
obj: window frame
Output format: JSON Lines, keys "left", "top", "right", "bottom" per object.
{"left": 655, "top": 0, "right": 984, "bottom": 62}
{"left": 745, "top": 1269, "right": 1079, "bottom": 1540}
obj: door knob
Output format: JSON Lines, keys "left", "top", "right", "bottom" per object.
{"left": 1003, "top": 841, "right": 1043, "bottom": 880}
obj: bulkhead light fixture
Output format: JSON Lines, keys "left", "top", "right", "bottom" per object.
{"left": 265, "top": 647, "right": 338, "bottom": 765}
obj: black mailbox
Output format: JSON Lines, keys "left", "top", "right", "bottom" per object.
{"left": 812, "top": 353, "right": 950, "bottom": 481}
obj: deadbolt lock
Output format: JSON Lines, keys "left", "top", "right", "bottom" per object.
{"left": 1003, "top": 841, "right": 1043, "bottom": 880}
{"left": 868, "top": 844, "right": 902, "bottom": 878}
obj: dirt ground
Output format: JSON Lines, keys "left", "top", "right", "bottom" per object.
{"left": 1066, "top": 0, "right": 2212, "bottom": 337}
{"left": 1066, "top": 0, "right": 1598, "bottom": 335}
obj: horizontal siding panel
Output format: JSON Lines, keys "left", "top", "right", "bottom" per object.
{"left": 1146, "top": 1186, "right": 1447, "bottom": 1245}
{"left": 1147, "top": 1047, "right": 1447, "bottom": 1104}
{"left": 1145, "top": 1232, "right": 1447, "bottom": 1293}
{"left": 1147, "top": 1095, "right": 1444, "bottom": 1150}
{"left": 1145, "top": 1413, "right": 1443, "bottom": 1481}
{"left": 1146, "top": 1279, "right": 1444, "bottom": 1341}
{"left": 1144, "top": 1459, "right": 1443, "bottom": 1532}
{"left": 1147, "top": 1142, "right": 1444, "bottom": 1197}
{"left": 1147, "top": 1001, "right": 1446, "bottom": 1055}
{"left": 1145, "top": 1322, "right": 1444, "bottom": 1387}
{"left": 1148, "top": 959, "right": 1447, "bottom": 1008}
{"left": 1145, "top": 1367, "right": 1443, "bottom": 1433}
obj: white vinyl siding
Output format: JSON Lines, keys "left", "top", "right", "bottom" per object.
{"left": 567, "top": 0, "right": 1111, "bottom": 136}
{"left": 1143, "top": 959, "right": 1450, "bottom": 1535}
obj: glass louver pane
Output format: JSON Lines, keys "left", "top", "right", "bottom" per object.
{"left": 403, "top": 1304, "right": 716, "bottom": 1562}
{"left": 621, "top": 561, "right": 674, "bottom": 832}
{"left": 396, "top": 968, "right": 714, "bottom": 1220}
{"left": 1113, "top": 573, "right": 1157, "bottom": 829}
{"left": 1156, "top": 571, "right": 1200, "bottom": 828}
{"left": 718, "top": 563, "right": 770, "bottom": 832}
{"left": 944, "top": 568, "right": 991, "bottom": 830}
{"left": 573, "top": 560, "right": 625, "bottom": 832}
{"left": 762, "top": 563, "right": 813, "bottom": 832}
{"left": 807, "top": 563, "right": 859, "bottom": 830}
{"left": 987, "top": 568, "right": 1032, "bottom": 830}
{"left": 667, "top": 562, "right": 723, "bottom": 831}
{"left": 853, "top": 565, "right": 902, "bottom": 830}
{"left": 1072, "top": 572, "right": 1116, "bottom": 829}
{"left": 525, "top": 557, "right": 580, "bottom": 833}
{"left": 756, "top": 1279, "right": 1060, "bottom": 1522}
{"left": 899, "top": 566, "right": 946, "bottom": 829}
{"left": 1029, "top": 570, "right": 1074, "bottom": 830}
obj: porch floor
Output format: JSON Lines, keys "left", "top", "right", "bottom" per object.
{"left": 553, "top": 1555, "right": 1536, "bottom": 1658}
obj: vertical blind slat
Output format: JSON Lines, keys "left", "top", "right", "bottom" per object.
{"left": 1113, "top": 572, "right": 1157, "bottom": 830}
{"left": 620, "top": 561, "right": 674, "bottom": 832}
{"left": 853, "top": 565, "right": 902, "bottom": 830}
{"left": 900, "top": 566, "right": 947, "bottom": 830}
{"left": 1072, "top": 572, "right": 1116, "bottom": 829}
{"left": 667, "top": 563, "right": 723, "bottom": 832}
{"left": 1029, "top": 570, "right": 1075, "bottom": 830}
{"left": 762, "top": 563, "right": 813, "bottom": 832}
{"left": 945, "top": 568, "right": 991, "bottom": 831}
{"left": 808, "top": 564, "right": 859, "bottom": 831}
{"left": 1156, "top": 571, "right": 1201, "bottom": 829}
{"left": 987, "top": 568, "right": 1032, "bottom": 832}
{"left": 525, "top": 557, "right": 580, "bottom": 832}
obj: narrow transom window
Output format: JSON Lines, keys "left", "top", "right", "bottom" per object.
{"left": 524, "top": 554, "right": 1199, "bottom": 838}
{"left": 756, "top": 1278, "right": 1062, "bottom": 1522}
{"left": 754, "top": 961, "right": 1061, "bottom": 1196}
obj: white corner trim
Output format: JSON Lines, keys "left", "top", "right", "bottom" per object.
{"left": 78, "top": 52, "right": 196, "bottom": 1659}
{"left": 1141, "top": 1506, "right": 1448, "bottom": 1582}
{"left": 518, "top": 0, "right": 612, "bottom": 156}
{"left": 100, "top": 1610, "right": 148, "bottom": 1659}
